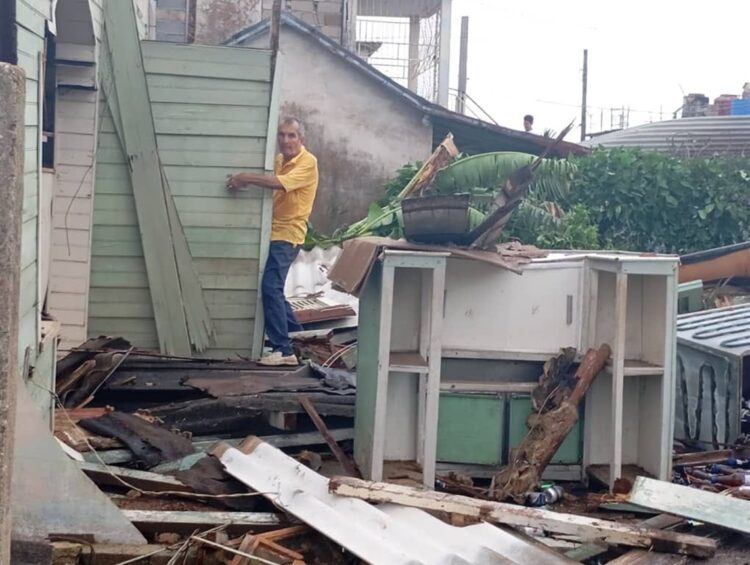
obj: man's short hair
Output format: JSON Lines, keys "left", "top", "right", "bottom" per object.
{"left": 523, "top": 114, "right": 534, "bottom": 123}
{"left": 279, "top": 116, "right": 305, "bottom": 137}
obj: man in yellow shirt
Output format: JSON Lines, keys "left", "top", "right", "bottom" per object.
{"left": 227, "top": 117, "right": 319, "bottom": 366}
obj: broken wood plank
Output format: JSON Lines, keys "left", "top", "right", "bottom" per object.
{"left": 78, "top": 461, "right": 193, "bottom": 494}
{"left": 78, "top": 412, "right": 194, "bottom": 467}
{"left": 565, "top": 513, "right": 683, "bottom": 561}
{"left": 628, "top": 476, "right": 750, "bottom": 535}
{"left": 121, "top": 510, "right": 284, "bottom": 535}
{"left": 329, "top": 477, "right": 716, "bottom": 558}
{"left": 672, "top": 446, "right": 750, "bottom": 467}
{"left": 91, "top": 428, "right": 355, "bottom": 467}
{"left": 103, "top": 0, "right": 192, "bottom": 356}
{"left": 299, "top": 396, "right": 359, "bottom": 477}
{"left": 52, "top": 542, "right": 192, "bottom": 565}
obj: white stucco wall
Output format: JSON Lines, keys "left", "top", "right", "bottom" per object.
{"left": 243, "top": 27, "right": 432, "bottom": 233}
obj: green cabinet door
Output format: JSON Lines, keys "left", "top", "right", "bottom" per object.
{"left": 437, "top": 393, "right": 504, "bottom": 465}
{"left": 508, "top": 395, "right": 582, "bottom": 464}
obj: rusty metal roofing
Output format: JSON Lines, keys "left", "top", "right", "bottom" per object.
{"left": 676, "top": 303, "right": 750, "bottom": 357}
{"left": 588, "top": 116, "right": 750, "bottom": 157}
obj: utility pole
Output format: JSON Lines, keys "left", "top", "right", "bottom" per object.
{"left": 270, "top": 0, "right": 282, "bottom": 80}
{"left": 455, "top": 16, "right": 469, "bottom": 114}
{"left": 580, "top": 48, "right": 588, "bottom": 141}
{"left": 0, "top": 62, "right": 25, "bottom": 565}
{"left": 437, "top": 0, "right": 452, "bottom": 107}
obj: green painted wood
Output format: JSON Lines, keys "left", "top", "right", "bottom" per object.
{"left": 187, "top": 242, "right": 261, "bottom": 260}
{"left": 90, "top": 270, "right": 149, "bottom": 289}
{"left": 252, "top": 51, "right": 282, "bottom": 358}
{"left": 437, "top": 393, "right": 505, "bottom": 465}
{"left": 353, "top": 261, "right": 383, "bottom": 474}
{"left": 16, "top": 3, "right": 46, "bottom": 36}
{"left": 16, "top": 9, "right": 44, "bottom": 369}
{"left": 91, "top": 34, "right": 274, "bottom": 358}
{"left": 147, "top": 75, "right": 270, "bottom": 106}
{"left": 164, "top": 171, "right": 214, "bottom": 352}
{"left": 19, "top": 263, "right": 38, "bottom": 319}
{"left": 89, "top": 288, "right": 151, "bottom": 304}
{"left": 20, "top": 217, "right": 38, "bottom": 269}
{"left": 89, "top": 302, "right": 153, "bottom": 318}
{"left": 141, "top": 42, "right": 272, "bottom": 68}
{"left": 102, "top": 0, "right": 191, "bottom": 356}
{"left": 508, "top": 395, "right": 583, "bottom": 465}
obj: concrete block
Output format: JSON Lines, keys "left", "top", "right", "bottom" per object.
{"left": 0, "top": 62, "right": 26, "bottom": 565}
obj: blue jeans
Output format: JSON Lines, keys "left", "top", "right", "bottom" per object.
{"left": 262, "top": 241, "right": 303, "bottom": 356}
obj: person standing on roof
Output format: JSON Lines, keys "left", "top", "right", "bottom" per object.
{"left": 523, "top": 114, "right": 534, "bottom": 132}
{"left": 226, "top": 117, "right": 319, "bottom": 366}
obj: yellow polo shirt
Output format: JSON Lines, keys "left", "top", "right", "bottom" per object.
{"left": 272, "top": 147, "right": 319, "bottom": 244}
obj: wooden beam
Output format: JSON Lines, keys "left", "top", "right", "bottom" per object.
{"left": 78, "top": 461, "right": 193, "bottom": 494}
{"left": 629, "top": 476, "right": 750, "bottom": 535}
{"left": 102, "top": 0, "right": 191, "bottom": 356}
{"left": 122, "top": 510, "right": 283, "bottom": 535}
{"left": 328, "top": 477, "right": 716, "bottom": 558}
{"left": 90, "top": 428, "right": 355, "bottom": 467}
{"left": 299, "top": 396, "right": 359, "bottom": 477}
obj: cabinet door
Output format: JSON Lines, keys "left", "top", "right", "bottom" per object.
{"left": 442, "top": 259, "right": 582, "bottom": 356}
{"left": 437, "top": 393, "right": 504, "bottom": 465}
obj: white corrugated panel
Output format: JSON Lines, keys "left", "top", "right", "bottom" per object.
{"left": 214, "top": 438, "right": 572, "bottom": 565}
{"left": 587, "top": 116, "right": 750, "bottom": 156}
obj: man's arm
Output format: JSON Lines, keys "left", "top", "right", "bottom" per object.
{"left": 226, "top": 172, "right": 284, "bottom": 191}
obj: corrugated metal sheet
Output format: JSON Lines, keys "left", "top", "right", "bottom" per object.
{"left": 677, "top": 304, "right": 750, "bottom": 356}
{"left": 213, "top": 437, "right": 572, "bottom": 565}
{"left": 588, "top": 116, "right": 750, "bottom": 156}
{"left": 675, "top": 304, "right": 750, "bottom": 448}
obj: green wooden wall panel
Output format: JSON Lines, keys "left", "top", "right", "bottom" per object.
{"left": 154, "top": 119, "right": 268, "bottom": 138}
{"left": 89, "top": 302, "right": 153, "bottom": 318}
{"left": 163, "top": 166, "right": 267, "bottom": 184}
{"left": 147, "top": 75, "right": 270, "bottom": 106}
{"left": 16, "top": 2, "right": 46, "bottom": 35}
{"left": 20, "top": 217, "right": 38, "bottom": 270}
{"left": 90, "top": 38, "right": 274, "bottom": 357}
{"left": 141, "top": 42, "right": 272, "bottom": 68}
{"left": 16, "top": 8, "right": 43, "bottom": 370}
{"left": 187, "top": 242, "right": 260, "bottom": 260}
{"left": 183, "top": 227, "right": 260, "bottom": 244}
{"left": 156, "top": 149, "right": 265, "bottom": 169}
{"left": 19, "top": 262, "right": 38, "bottom": 319}
{"left": 19, "top": 0, "right": 50, "bottom": 18}
{"left": 90, "top": 271, "right": 149, "bottom": 288}
{"left": 89, "top": 287, "right": 151, "bottom": 305}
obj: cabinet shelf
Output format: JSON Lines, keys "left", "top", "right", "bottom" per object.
{"left": 604, "top": 359, "right": 665, "bottom": 377}
{"left": 389, "top": 352, "right": 428, "bottom": 373}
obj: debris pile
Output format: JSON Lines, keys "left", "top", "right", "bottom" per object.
{"left": 45, "top": 337, "right": 750, "bottom": 564}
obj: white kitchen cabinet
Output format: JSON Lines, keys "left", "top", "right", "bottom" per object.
{"left": 354, "top": 249, "right": 678, "bottom": 489}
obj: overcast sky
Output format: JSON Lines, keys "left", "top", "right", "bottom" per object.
{"left": 449, "top": 0, "right": 750, "bottom": 139}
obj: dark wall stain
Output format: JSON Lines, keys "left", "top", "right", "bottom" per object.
{"left": 279, "top": 101, "right": 393, "bottom": 234}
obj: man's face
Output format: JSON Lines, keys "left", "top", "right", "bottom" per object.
{"left": 524, "top": 120, "right": 532, "bottom": 132}
{"left": 278, "top": 122, "right": 303, "bottom": 159}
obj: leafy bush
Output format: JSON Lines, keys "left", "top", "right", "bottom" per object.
{"left": 564, "top": 148, "right": 750, "bottom": 253}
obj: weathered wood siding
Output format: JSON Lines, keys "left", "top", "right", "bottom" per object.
{"left": 89, "top": 42, "right": 273, "bottom": 357}
{"left": 15, "top": 0, "right": 49, "bottom": 367}
{"left": 48, "top": 0, "right": 100, "bottom": 351}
